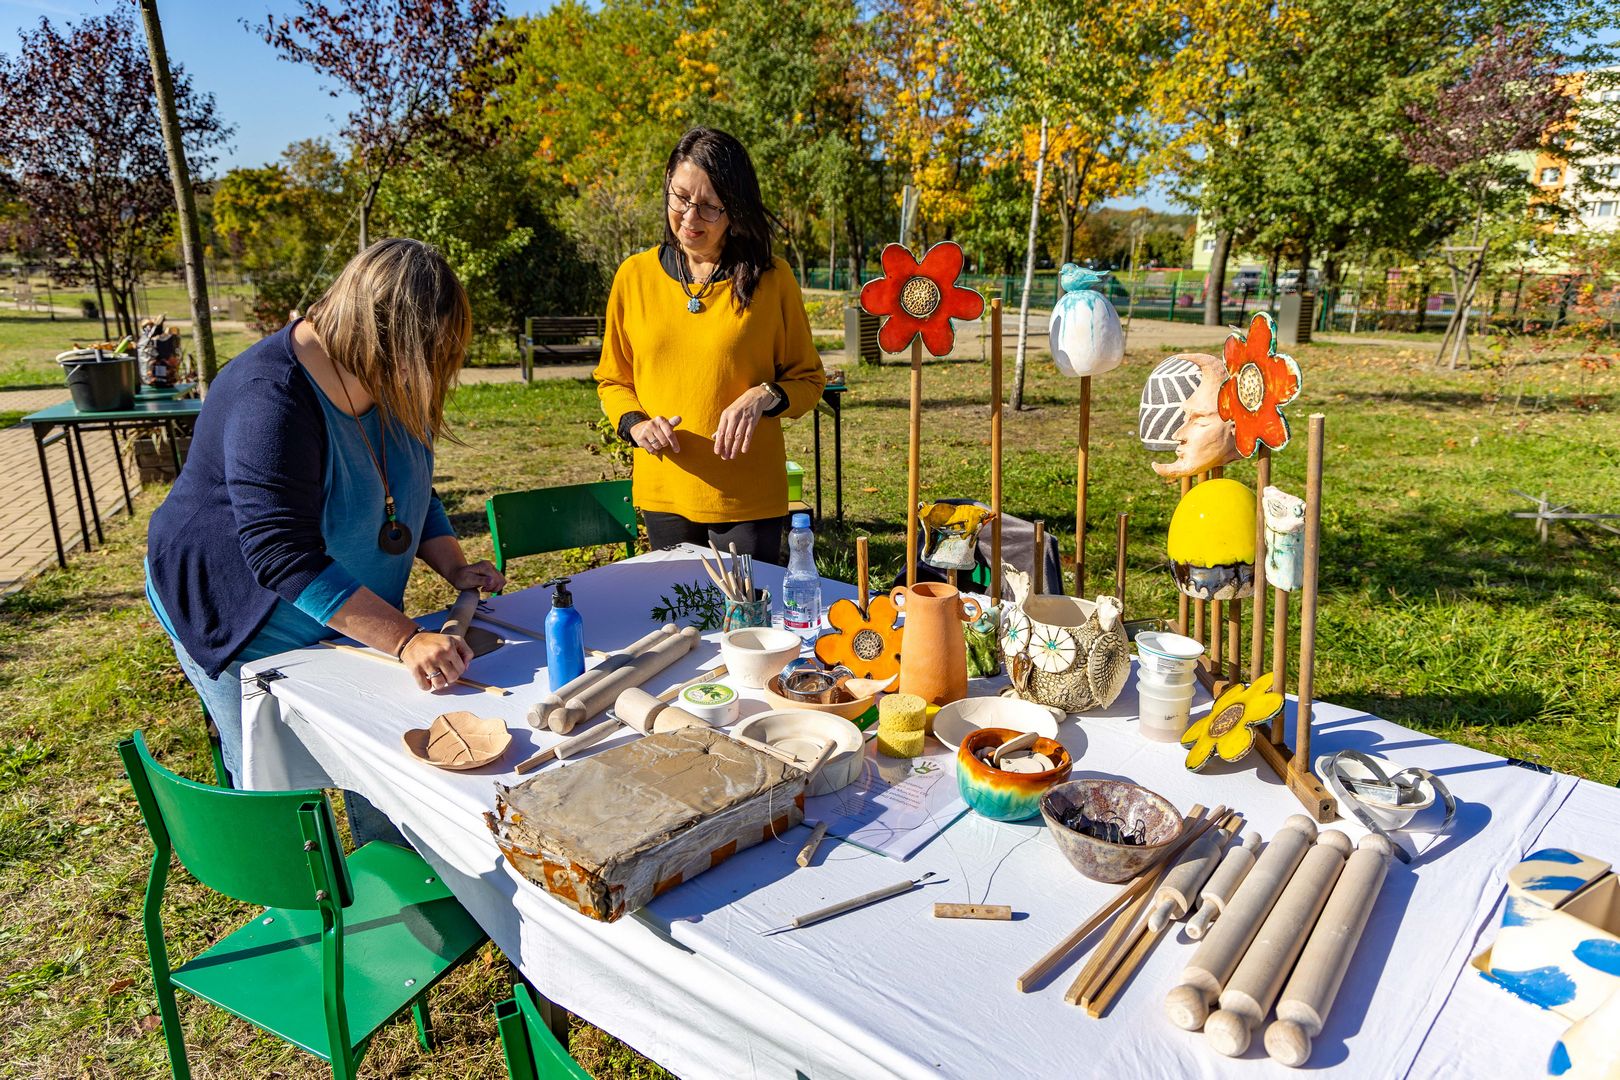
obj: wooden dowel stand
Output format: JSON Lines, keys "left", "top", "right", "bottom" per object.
{"left": 906, "top": 337, "right": 923, "bottom": 587}
{"left": 990, "top": 299, "right": 1004, "bottom": 604}
{"left": 1033, "top": 520, "right": 1045, "bottom": 595}
{"left": 1295, "top": 414, "right": 1326, "bottom": 779}
{"left": 1177, "top": 477, "right": 1192, "bottom": 635}
{"left": 1270, "top": 588, "right": 1289, "bottom": 744}
{"left": 1251, "top": 447, "right": 1271, "bottom": 681}
{"left": 1227, "top": 596, "right": 1242, "bottom": 686}
{"left": 1114, "top": 513, "right": 1128, "bottom": 602}
{"left": 1076, "top": 374, "right": 1091, "bottom": 596}
{"left": 855, "top": 536, "right": 870, "bottom": 619}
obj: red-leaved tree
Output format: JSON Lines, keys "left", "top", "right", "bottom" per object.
{"left": 250, "top": 0, "right": 510, "bottom": 252}
{"left": 0, "top": 12, "right": 230, "bottom": 340}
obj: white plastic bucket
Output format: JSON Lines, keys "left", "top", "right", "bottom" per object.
{"left": 1135, "top": 631, "right": 1204, "bottom": 678}
{"left": 1137, "top": 677, "right": 1195, "bottom": 743}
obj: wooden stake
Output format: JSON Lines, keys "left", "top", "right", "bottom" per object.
{"left": 1076, "top": 374, "right": 1091, "bottom": 596}
{"left": 1178, "top": 476, "right": 1192, "bottom": 635}
{"left": 1270, "top": 587, "right": 1289, "bottom": 745}
{"left": 1033, "top": 520, "right": 1046, "bottom": 595}
{"left": 855, "top": 536, "right": 871, "bottom": 619}
{"left": 1227, "top": 596, "right": 1242, "bottom": 685}
{"left": 1210, "top": 599, "right": 1223, "bottom": 671}
{"left": 1114, "top": 512, "right": 1128, "bottom": 602}
{"left": 907, "top": 337, "right": 923, "bottom": 588}
{"left": 990, "top": 299, "right": 1004, "bottom": 604}
{"left": 1295, "top": 414, "right": 1325, "bottom": 777}
{"left": 1251, "top": 447, "right": 1271, "bottom": 682}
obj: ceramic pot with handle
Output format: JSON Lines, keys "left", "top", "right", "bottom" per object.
{"left": 891, "top": 582, "right": 980, "bottom": 706}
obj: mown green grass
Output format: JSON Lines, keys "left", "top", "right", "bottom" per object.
{"left": 0, "top": 335, "right": 1615, "bottom": 1076}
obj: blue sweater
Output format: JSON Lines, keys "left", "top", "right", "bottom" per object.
{"left": 146, "top": 323, "right": 452, "bottom": 677}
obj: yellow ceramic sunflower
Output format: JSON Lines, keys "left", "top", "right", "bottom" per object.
{"left": 1179, "top": 674, "right": 1285, "bottom": 771}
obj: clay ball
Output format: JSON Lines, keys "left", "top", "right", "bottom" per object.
{"left": 1163, "top": 985, "right": 1209, "bottom": 1031}
{"left": 1205, "top": 1008, "right": 1252, "bottom": 1057}
{"left": 1264, "top": 1018, "right": 1312, "bottom": 1067}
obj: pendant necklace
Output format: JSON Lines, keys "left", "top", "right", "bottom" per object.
{"left": 677, "top": 250, "right": 720, "bottom": 314}
{"left": 335, "top": 368, "right": 413, "bottom": 555}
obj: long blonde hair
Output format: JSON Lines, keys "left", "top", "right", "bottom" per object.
{"left": 305, "top": 238, "right": 470, "bottom": 443}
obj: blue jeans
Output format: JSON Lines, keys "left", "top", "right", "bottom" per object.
{"left": 168, "top": 636, "right": 406, "bottom": 849}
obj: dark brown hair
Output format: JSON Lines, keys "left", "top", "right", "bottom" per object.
{"left": 663, "top": 127, "right": 779, "bottom": 311}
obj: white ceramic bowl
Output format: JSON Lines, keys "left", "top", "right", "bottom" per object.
{"left": 733, "top": 709, "right": 865, "bottom": 795}
{"left": 1135, "top": 631, "right": 1205, "bottom": 678}
{"left": 932, "top": 695, "right": 1062, "bottom": 752}
{"left": 720, "top": 627, "right": 802, "bottom": 689}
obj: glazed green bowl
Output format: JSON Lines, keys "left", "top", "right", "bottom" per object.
{"left": 956, "top": 727, "right": 1073, "bottom": 822}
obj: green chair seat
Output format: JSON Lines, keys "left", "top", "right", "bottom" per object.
{"left": 171, "top": 841, "right": 484, "bottom": 1061}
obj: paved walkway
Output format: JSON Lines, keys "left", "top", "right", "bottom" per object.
{"left": 0, "top": 387, "right": 138, "bottom": 596}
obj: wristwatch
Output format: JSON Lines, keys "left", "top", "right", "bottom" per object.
{"left": 760, "top": 382, "right": 787, "bottom": 416}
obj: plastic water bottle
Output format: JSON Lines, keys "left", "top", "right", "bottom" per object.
{"left": 781, "top": 513, "right": 822, "bottom": 644}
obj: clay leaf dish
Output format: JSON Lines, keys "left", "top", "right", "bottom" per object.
{"left": 403, "top": 710, "right": 512, "bottom": 771}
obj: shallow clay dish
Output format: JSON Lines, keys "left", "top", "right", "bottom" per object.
{"left": 402, "top": 711, "right": 512, "bottom": 770}
{"left": 933, "top": 695, "right": 1061, "bottom": 751}
{"left": 763, "top": 675, "right": 878, "bottom": 721}
{"left": 733, "top": 709, "right": 864, "bottom": 796}
{"left": 1040, "top": 778, "right": 1183, "bottom": 883}
{"left": 956, "top": 727, "right": 1073, "bottom": 822}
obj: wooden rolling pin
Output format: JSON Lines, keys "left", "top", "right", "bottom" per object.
{"left": 514, "top": 687, "right": 713, "bottom": 772}
{"left": 442, "top": 588, "right": 480, "bottom": 638}
{"left": 526, "top": 624, "right": 677, "bottom": 730}
{"left": 797, "top": 821, "right": 829, "bottom": 867}
{"left": 1265, "top": 834, "right": 1394, "bottom": 1067}
{"left": 1205, "top": 830, "right": 1355, "bottom": 1057}
{"left": 1164, "top": 814, "right": 1318, "bottom": 1031}
{"left": 1147, "top": 823, "right": 1235, "bottom": 932}
{"left": 552, "top": 625, "right": 700, "bottom": 732}
{"left": 1186, "top": 831, "right": 1263, "bottom": 940}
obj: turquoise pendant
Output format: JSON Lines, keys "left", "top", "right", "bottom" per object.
{"left": 687, "top": 297, "right": 703, "bottom": 313}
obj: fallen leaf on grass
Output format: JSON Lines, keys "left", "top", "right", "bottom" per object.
{"left": 106, "top": 977, "right": 134, "bottom": 995}
{"left": 862, "top": 487, "right": 878, "bottom": 493}
{"left": 138, "top": 1016, "right": 161, "bottom": 1033}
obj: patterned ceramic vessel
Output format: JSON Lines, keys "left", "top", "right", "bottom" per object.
{"left": 1000, "top": 594, "right": 1131, "bottom": 714}
{"left": 956, "top": 727, "right": 1073, "bottom": 822}
{"left": 1039, "top": 778, "right": 1184, "bottom": 883}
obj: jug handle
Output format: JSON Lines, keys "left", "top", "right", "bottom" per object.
{"left": 960, "top": 597, "right": 982, "bottom": 623}
{"left": 889, "top": 586, "right": 907, "bottom": 609}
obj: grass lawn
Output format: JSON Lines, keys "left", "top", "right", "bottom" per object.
{"left": 0, "top": 331, "right": 1616, "bottom": 1076}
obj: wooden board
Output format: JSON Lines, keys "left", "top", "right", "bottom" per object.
{"left": 487, "top": 727, "right": 806, "bottom": 922}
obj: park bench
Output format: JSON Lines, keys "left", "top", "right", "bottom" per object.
{"left": 521, "top": 314, "right": 604, "bottom": 380}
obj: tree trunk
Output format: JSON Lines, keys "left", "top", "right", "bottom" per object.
{"left": 1011, "top": 115, "right": 1049, "bottom": 413}
{"left": 92, "top": 269, "right": 110, "bottom": 341}
{"left": 1204, "top": 228, "right": 1231, "bottom": 325}
{"left": 1057, "top": 150, "right": 1075, "bottom": 267}
{"left": 138, "top": 0, "right": 218, "bottom": 387}
{"left": 359, "top": 177, "right": 382, "bottom": 253}
{"left": 1413, "top": 271, "right": 1429, "bottom": 334}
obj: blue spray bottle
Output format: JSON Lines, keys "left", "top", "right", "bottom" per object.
{"left": 544, "top": 577, "right": 585, "bottom": 690}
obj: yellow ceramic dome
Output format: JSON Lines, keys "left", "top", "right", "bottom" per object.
{"left": 1167, "top": 479, "right": 1256, "bottom": 600}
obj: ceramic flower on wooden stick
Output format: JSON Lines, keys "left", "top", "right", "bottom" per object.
{"left": 1219, "top": 311, "right": 1302, "bottom": 457}
{"left": 860, "top": 242, "right": 984, "bottom": 586}
{"left": 1048, "top": 264, "right": 1124, "bottom": 377}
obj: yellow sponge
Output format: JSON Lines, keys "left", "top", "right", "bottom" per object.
{"left": 876, "top": 728, "right": 925, "bottom": 758}
{"left": 878, "top": 693, "right": 928, "bottom": 733}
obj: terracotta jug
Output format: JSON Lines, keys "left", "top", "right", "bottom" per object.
{"left": 891, "top": 582, "right": 981, "bottom": 707}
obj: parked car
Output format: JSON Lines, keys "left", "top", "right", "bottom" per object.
{"left": 1277, "top": 269, "right": 1320, "bottom": 294}
{"left": 1225, "top": 268, "right": 1263, "bottom": 298}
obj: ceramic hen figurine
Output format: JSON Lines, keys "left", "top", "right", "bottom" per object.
{"left": 999, "top": 570, "right": 1130, "bottom": 714}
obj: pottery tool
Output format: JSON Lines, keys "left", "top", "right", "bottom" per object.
{"left": 1016, "top": 802, "right": 1213, "bottom": 992}
{"left": 699, "top": 552, "right": 740, "bottom": 601}
{"left": 1147, "top": 819, "right": 1240, "bottom": 932}
{"left": 730, "top": 732, "right": 813, "bottom": 769}
{"left": 1205, "top": 830, "right": 1354, "bottom": 1057}
{"left": 1164, "top": 814, "right": 1319, "bottom": 1031}
{"left": 1065, "top": 805, "right": 1228, "bottom": 1008}
{"left": 760, "top": 872, "right": 944, "bottom": 935}
{"left": 796, "top": 821, "right": 829, "bottom": 867}
{"left": 1186, "top": 831, "right": 1263, "bottom": 940}
{"left": 934, "top": 904, "right": 1013, "bottom": 921}
{"left": 318, "top": 640, "right": 510, "bottom": 696}
{"left": 1265, "top": 834, "right": 1393, "bottom": 1067}
{"left": 473, "top": 603, "right": 548, "bottom": 642}
{"left": 549, "top": 625, "right": 700, "bottom": 733}
{"left": 529, "top": 624, "right": 678, "bottom": 728}
{"left": 707, "top": 538, "right": 743, "bottom": 599}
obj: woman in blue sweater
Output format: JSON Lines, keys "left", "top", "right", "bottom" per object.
{"left": 146, "top": 239, "right": 503, "bottom": 821}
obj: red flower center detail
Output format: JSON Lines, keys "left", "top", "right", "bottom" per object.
{"left": 859, "top": 242, "right": 984, "bottom": 357}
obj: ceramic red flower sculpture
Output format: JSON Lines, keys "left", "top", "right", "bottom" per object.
{"left": 859, "top": 241, "right": 984, "bottom": 356}
{"left": 1217, "top": 311, "right": 1302, "bottom": 457}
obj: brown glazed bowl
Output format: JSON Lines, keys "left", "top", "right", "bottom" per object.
{"left": 1039, "top": 779, "right": 1183, "bottom": 882}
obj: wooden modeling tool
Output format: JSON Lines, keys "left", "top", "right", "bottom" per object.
{"left": 1186, "top": 831, "right": 1263, "bottom": 940}
{"left": 796, "top": 821, "right": 829, "bottom": 867}
{"left": 935, "top": 904, "right": 1013, "bottom": 921}
{"left": 1165, "top": 814, "right": 1319, "bottom": 1031}
{"left": 1147, "top": 821, "right": 1237, "bottom": 933}
{"left": 319, "top": 640, "right": 509, "bottom": 696}
{"left": 990, "top": 299, "right": 1004, "bottom": 603}
{"left": 1265, "top": 834, "right": 1394, "bottom": 1067}
{"left": 529, "top": 625, "right": 677, "bottom": 728}
{"left": 1205, "top": 830, "right": 1354, "bottom": 1057}
{"left": 761, "top": 872, "right": 941, "bottom": 935}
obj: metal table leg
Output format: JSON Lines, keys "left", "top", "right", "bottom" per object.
{"left": 833, "top": 393, "right": 844, "bottom": 522}
{"left": 72, "top": 425, "right": 104, "bottom": 544}
{"left": 32, "top": 425, "right": 66, "bottom": 569}
{"left": 61, "top": 430, "right": 90, "bottom": 553}
{"left": 166, "top": 420, "right": 183, "bottom": 474}
{"left": 813, "top": 405, "right": 823, "bottom": 522}
{"left": 109, "top": 425, "right": 134, "bottom": 516}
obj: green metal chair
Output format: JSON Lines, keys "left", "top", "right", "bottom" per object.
{"left": 485, "top": 479, "right": 638, "bottom": 578}
{"left": 494, "top": 984, "right": 592, "bottom": 1080}
{"left": 117, "top": 732, "right": 488, "bottom": 1080}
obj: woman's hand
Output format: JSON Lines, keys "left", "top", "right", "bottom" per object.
{"left": 447, "top": 560, "right": 505, "bottom": 593}
{"left": 631, "top": 414, "right": 683, "bottom": 454}
{"left": 402, "top": 631, "right": 474, "bottom": 692}
{"left": 713, "top": 386, "right": 773, "bottom": 460}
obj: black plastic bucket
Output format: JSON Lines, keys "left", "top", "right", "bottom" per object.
{"left": 63, "top": 355, "right": 136, "bottom": 411}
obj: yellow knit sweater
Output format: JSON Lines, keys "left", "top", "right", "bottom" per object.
{"left": 594, "top": 248, "right": 826, "bottom": 522}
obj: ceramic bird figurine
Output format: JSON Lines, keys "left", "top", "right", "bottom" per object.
{"left": 1049, "top": 264, "right": 1124, "bottom": 378}
{"left": 1150, "top": 351, "right": 1240, "bottom": 480}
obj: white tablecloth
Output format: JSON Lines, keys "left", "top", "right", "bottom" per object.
{"left": 240, "top": 548, "right": 1617, "bottom": 1079}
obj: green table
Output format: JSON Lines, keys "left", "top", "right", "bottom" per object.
{"left": 23, "top": 397, "right": 203, "bottom": 569}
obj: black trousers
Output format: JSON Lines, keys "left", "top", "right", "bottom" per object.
{"left": 642, "top": 510, "right": 786, "bottom": 565}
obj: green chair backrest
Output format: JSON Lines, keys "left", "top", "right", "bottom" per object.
{"left": 485, "top": 480, "right": 637, "bottom": 574}
{"left": 118, "top": 732, "right": 353, "bottom": 911}
{"left": 494, "top": 986, "right": 592, "bottom": 1080}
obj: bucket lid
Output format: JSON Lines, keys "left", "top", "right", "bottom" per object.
{"left": 1135, "top": 631, "right": 1205, "bottom": 661}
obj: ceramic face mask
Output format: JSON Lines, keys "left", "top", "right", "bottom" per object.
{"left": 1150, "top": 351, "right": 1241, "bottom": 480}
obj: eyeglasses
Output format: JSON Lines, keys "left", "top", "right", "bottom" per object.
{"left": 667, "top": 189, "right": 726, "bottom": 223}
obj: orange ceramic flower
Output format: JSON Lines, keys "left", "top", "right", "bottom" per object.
{"left": 1217, "top": 311, "right": 1302, "bottom": 457}
{"left": 815, "top": 594, "right": 903, "bottom": 681}
{"left": 859, "top": 242, "right": 984, "bottom": 356}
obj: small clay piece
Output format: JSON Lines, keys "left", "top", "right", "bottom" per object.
{"left": 796, "top": 820, "right": 829, "bottom": 868}
{"left": 1263, "top": 486, "right": 1307, "bottom": 592}
{"left": 1165, "top": 814, "right": 1318, "bottom": 1031}
{"left": 933, "top": 903, "right": 1013, "bottom": 921}
{"left": 1205, "top": 830, "right": 1354, "bottom": 1057}
{"left": 990, "top": 729, "right": 1040, "bottom": 766}
{"left": 402, "top": 711, "right": 511, "bottom": 770}
{"left": 1150, "top": 351, "right": 1241, "bottom": 480}
{"left": 1187, "top": 831, "right": 1263, "bottom": 940}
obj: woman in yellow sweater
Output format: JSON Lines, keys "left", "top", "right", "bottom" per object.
{"left": 594, "top": 127, "right": 825, "bottom": 563}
